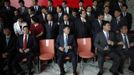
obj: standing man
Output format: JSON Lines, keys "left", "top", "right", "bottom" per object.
{"left": 56, "top": 26, "right": 77, "bottom": 75}
{"left": 95, "top": 21, "right": 120, "bottom": 75}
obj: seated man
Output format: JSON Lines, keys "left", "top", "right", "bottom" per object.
{"left": 94, "top": 21, "right": 120, "bottom": 75}
{"left": 116, "top": 25, "right": 134, "bottom": 73}
{"left": 56, "top": 26, "right": 77, "bottom": 75}
{"left": 12, "top": 26, "right": 37, "bottom": 75}
{"left": 0, "top": 27, "right": 17, "bottom": 75}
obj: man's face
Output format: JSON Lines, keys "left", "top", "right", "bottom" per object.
{"left": 87, "top": 6, "right": 92, "bottom": 12}
{"left": 79, "top": 2, "right": 83, "bottom": 7}
{"left": 64, "top": 27, "right": 70, "bottom": 35}
{"left": 3, "top": 29, "right": 11, "bottom": 36}
{"left": 23, "top": 27, "right": 29, "bottom": 34}
{"left": 62, "top": 2, "right": 66, "bottom": 8}
{"left": 47, "top": 14, "right": 52, "bottom": 21}
{"left": 63, "top": 15, "right": 69, "bottom": 21}
{"left": 103, "top": 23, "right": 111, "bottom": 31}
{"left": 114, "top": 11, "right": 121, "bottom": 17}
{"left": 122, "top": 6, "right": 127, "bottom": 12}
{"left": 98, "top": 15, "right": 104, "bottom": 20}
{"left": 19, "top": 2, "right": 24, "bottom": 7}
{"left": 57, "top": 7, "right": 62, "bottom": 13}
{"left": 93, "top": 1, "right": 97, "bottom": 6}
{"left": 121, "top": 26, "right": 128, "bottom": 34}
{"left": 81, "top": 11, "right": 86, "bottom": 18}
{"left": 48, "top": 1, "right": 52, "bottom": 6}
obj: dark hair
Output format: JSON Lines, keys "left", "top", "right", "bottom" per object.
{"left": 102, "top": 21, "right": 110, "bottom": 26}
{"left": 80, "top": 9, "right": 86, "bottom": 14}
{"left": 119, "top": 25, "right": 128, "bottom": 30}
{"left": 19, "top": 0, "right": 24, "bottom": 4}
{"left": 97, "top": 12, "right": 104, "bottom": 17}
{"left": 23, "top": 26, "right": 29, "bottom": 30}
{"left": 31, "top": 16, "right": 39, "bottom": 23}
{"left": 79, "top": 0, "right": 84, "bottom": 3}
{"left": 114, "top": 9, "right": 121, "bottom": 13}
{"left": 122, "top": 4, "right": 128, "bottom": 9}
{"left": 33, "top": 0, "right": 38, "bottom": 2}
{"left": 48, "top": 0, "right": 53, "bottom": 3}
{"left": 62, "top": 1, "right": 67, "bottom": 4}
{"left": 17, "top": 15, "right": 23, "bottom": 20}
{"left": 4, "top": 0, "right": 10, "bottom": 3}
{"left": 63, "top": 25, "right": 70, "bottom": 29}
{"left": 57, "top": 5, "right": 63, "bottom": 11}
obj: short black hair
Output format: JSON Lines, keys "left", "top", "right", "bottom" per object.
{"left": 23, "top": 26, "right": 29, "bottom": 30}
{"left": 102, "top": 21, "right": 110, "bottom": 26}
{"left": 19, "top": 0, "right": 24, "bottom": 4}
{"left": 33, "top": 0, "right": 38, "bottom": 2}
{"left": 62, "top": 1, "right": 67, "bottom": 4}
{"left": 119, "top": 25, "right": 128, "bottom": 30}
{"left": 97, "top": 12, "right": 104, "bottom": 17}
{"left": 63, "top": 25, "right": 70, "bottom": 29}
{"left": 17, "top": 15, "right": 23, "bottom": 20}
{"left": 114, "top": 9, "right": 121, "bottom": 13}
{"left": 122, "top": 4, "right": 128, "bottom": 9}
{"left": 31, "top": 16, "right": 39, "bottom": 23}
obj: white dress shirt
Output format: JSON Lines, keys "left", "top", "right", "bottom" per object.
{"left": 121, "top": 33, "right": 130, "bottom": 49}
{"left": 104, "top": 13, "right": 112, "bottom": 22}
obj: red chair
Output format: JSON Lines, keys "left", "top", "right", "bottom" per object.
{"left": 39, "top": 39, "right": 55, "bottom": 73}
{"left": 77, "top": 38, "right": 94, "bottom": 74}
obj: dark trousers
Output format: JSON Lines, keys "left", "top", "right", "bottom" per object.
{"left": 11, "top": 52, "right": 33, "bottom": 74}
{"left": 57, "top": 50, "right": 77, "bottom": 73}
{"left": 97, "top": 50, "right": 120, "bottom": 73}
{"left": 117, "top": 49, "right": 134, "bottom": 70}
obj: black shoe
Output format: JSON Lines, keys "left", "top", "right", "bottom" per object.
{"left": 128, "top": 67, "right": 134, "bottom": 72}
{"left": 97, "top": 71, "right": 103, "bottom": 75}
{"left": 118, "top": 69, "right": 124, "bottom": 74}
{"left": 73, "top": 72, "right": 78, "bottom": 75}
{"left": 109, "top": 69, "right": 119, "bottom": 75}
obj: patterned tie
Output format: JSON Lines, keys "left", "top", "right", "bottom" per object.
{"left": 23, "top": 34, "right": 27, "bottom": 49}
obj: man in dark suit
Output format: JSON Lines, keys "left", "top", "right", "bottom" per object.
{"left": 38, "top": 6, "right": 48, "bottom": 25}
{"left": 121, "top": 4, "right": 132, "bottom": 32}
{"left": 95, "top": 21, "right": 120, "bottom": 75}
{"left": 12, "top": 26, "right": 37, "bottom": 75}
{"left": 116, "top": 25, "right": 134, "bottom": 73}
{"left": 0, "top": 27, "right": 17, "bottom": 75}
{"left": 54, "top": 6, "right": 64, "bottom": 25}
{"left": 62, "top": 1, "right": 72, "bottom": 14}
{"left": 56, "top": 26, "right": 77, "bottom": 75}
{"left": 91, "top": 13, "right": 104, "bottom": 40}
{"left": 30, "top": 0, "right": 42, "bottom": 15}
{"left": 18, "top": 0, "right": 28, "bottom": 21}
{"left": 1, "top": 0, "right": 16, "bottom": 28}
{"left": 47, "top": 0, "right": 56, "bottom": 15}
{"left": 59, "top": 14, "right": 74, "bottom": 34}
{"left": 74, "top": 10, "right": 91, "bottom": 38}
{"left": 45, "top": 13, "right": 58, "bottom": 39}
{"left": 111, "top": 9, "right": 127, "bottom": 33}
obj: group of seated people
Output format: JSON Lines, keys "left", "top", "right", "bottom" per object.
{"left": 0, "top": 0, "right": 134, "bottom": 75}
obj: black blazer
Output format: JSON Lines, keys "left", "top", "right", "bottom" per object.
{"left": 54, "top": 13, "right": 64, "bottom": 25}
{"left": 30, "top": 5, "right": 42, "bottom": 15}
{"left": 56, "top": 34, "right": 76, "bottom": 53}
{"left": 17, "top": 34, "right": 37, "bottom": 54}
{"left": 45, "top": 22, "right": 59, "bottom": 39}
{"left": 38, "top": 14, "right": 47, "bottom": 24}
{"left": 0, "top": 34, "right": 17, "bottom": 57}
{"left": 47, "top": 6, "right": 56, "bottom": 15}
{"left": 94, "top": 31, "right": 116, "bottom": 52}
{"left": 74, "top": 18, "right": 91, "bottom": 38}
{"left": 116, "top": 33, "right": 134, "bottom": 50}
{"left": 121, "top": 12, "right": 132, "bottom": 30}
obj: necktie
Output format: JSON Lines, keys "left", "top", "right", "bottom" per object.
{"left": 23, "top": 34, "right": 27, "bottom": 49}
{"left": 124, "top": 34, "right": 129, "bottom": 49}
{"left": 106, "top": 32, "right": 109, "bottom": 41}
{"left": 64, "top": 35, "right": 68, "bottom": 53}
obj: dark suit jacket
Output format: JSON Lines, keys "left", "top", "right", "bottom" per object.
{"left": 54, "top": 13, "right": 64, "bottom": 25}
{"left": 121, "top": 12, "right": 132, "bottom": 31}
{"left": 94, "top": 31, "right": 116, "bottom": 52}
{"left": 1, "top": 34, "right": 17, "bottom": 53}
{"left": 59, "top": 21, "right": 74, "bottom": 34}
{"left": 74, "top": 18, "right": 91, "bottom": 38}
{"left": 111, "top": 17, "right": 127, "bottom": 32}
{"left": 47, "top": 6, "right": 56, "bottom": 15}
{"left": 45, "top": 22, "right": 59, "bottom": 39}
{"left": 56, "top": 34, "right": 76, "bottom": 53}
{"left": 116, "top": 33, "right": 134, "bottom": 50}
{"left": 18, "top": 6, "right": 28, "bottom": 21}
{"left": 38, "top": 14, "right": 47, "bottom": 25}
{"left": 17, "top": 34, "right": 37, "bottom": 55}
{"left": 91, "top": 19, "right": 103, "bottom": 39}
{"left": 30, "top": 5, "right": 42, "bottom": 15}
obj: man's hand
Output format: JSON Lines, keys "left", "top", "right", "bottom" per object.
{"left": 130, "top": 43, "right": 134, "bottom": 47}
{"left": 107, "top": 40, "right": 114, "bottom": 45}
{"left": 104, "top": 46, "right": 109, "bottom": 51}
{"left": 117, "top": 41, "right": 124, "bottom": 45}
{"left": 24, "top": 48, "right": 30, "bottom": 53}
{"left": 59, "top": 47, "right": 64, "bottom": 52}
{"left": 19, "top": 48, "right": 23, "bottom": 53}
{"left": 67, "top": 46, "right": 72, "bottom": 50}
{"left": 2, "top": 53, "right": 8, "bottom": 58}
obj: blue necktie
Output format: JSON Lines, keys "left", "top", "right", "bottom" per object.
{"left": 64, "top": 36, "right": 68, "bottom": 53}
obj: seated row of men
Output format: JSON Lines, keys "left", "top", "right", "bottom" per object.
{"left": 0, "top": 21, "right": 134, "bottom": 75}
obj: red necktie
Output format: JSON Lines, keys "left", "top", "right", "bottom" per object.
{"left": 23, "top": 34, "right": 27, "bottom": 49}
